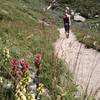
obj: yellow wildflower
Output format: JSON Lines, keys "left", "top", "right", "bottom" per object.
{"left": 3, "top": 47, "right": 10, "bottom": 58}
{"left": 0, "top": 77, "right": 3, "bottom": 83}
{"left": 27, "top": 93, "right": 35, "bottom": 100}
{"left": 37, "top": 83, "right": 45, "bottom": 95}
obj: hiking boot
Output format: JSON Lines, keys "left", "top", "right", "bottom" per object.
{"left": 66, "top": 33, "right": 69, "bottom": 38}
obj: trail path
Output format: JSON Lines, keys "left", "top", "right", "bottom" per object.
{"left": 54, "top": 28, "right": 100, "bottom": 98}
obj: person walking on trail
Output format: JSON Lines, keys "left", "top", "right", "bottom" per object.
{"left": 63, "top": 12, "right": 71, "bottom": 38}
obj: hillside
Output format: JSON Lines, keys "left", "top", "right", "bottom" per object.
{"left": 48, "top": 0, "right": 100, "bottom": 51}
{"left": 0, "top": 0, "right": 100, "bottom": 100}
{"left": 0, "top": 0, "right": 77, "bottom": 100}
{"left": 54, "top": 0, "right": 100, "bottom": 18}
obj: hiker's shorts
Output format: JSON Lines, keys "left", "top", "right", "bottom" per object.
{"left": 64, "top": 23, "right": 69, "bottom": 33}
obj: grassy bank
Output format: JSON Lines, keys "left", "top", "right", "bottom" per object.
{"left": 0, "top": 0, "right": 78, "bottom": 100}
{"left": 72, "top": 19, "right": 100, "bottom": 51}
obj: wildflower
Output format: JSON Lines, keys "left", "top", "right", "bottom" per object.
{"left": 37, "top": 83, "right": 45, "bottom": 95}
{"left": 15, "top": 72, "right": 31, "bottom": 100}
{"left": 19, "top": 59, "right": 29, "bottom": 72}
{"left": 5, "top": 82, "right": 12, "bottom": 89}
{"left": 11, "top": 57, "right": 18, "bottom": 76}
{"left": 11, "top": 58, "right": 30, "bottom": 79}
{"left": 0, "top": 77, "right": 3, "bottom": 83}
{"left": 3, "top": 47, "right": 10, "bottom": 58}
{"left": 27, "top": 93, "right": 35, "bottom": 100}
{"left": 30, "top": 93, "right": 35, "bottom": 100}
{"left": 19, "top": 92, "right": 26, "bottom": 100}
{"left": 34, "top": 53, "right": 42, "bottom": 69}
{"left": 27, "top": 77, "right": 32, "bottom": 83}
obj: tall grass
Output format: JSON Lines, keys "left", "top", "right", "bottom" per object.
{"left": 0, "top": 0, "right": 78, "bottom": 100}
{"left": 72, "top": 21, "right": 100, "bottom": 51}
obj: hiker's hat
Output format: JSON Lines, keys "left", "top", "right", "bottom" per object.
{"left": 66, "top": 7, "right": 69, "bottom": 10}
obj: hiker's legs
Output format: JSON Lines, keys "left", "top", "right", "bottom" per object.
{"left": 67, "top": 24, "right": 70, "bottom": 38}
{"left": 64, "top": 25, "right": 68, "bottom": 37}
{"left": 64, "top": 25, "right": 67, "bottom": 32}
{"left": 64, "top": 25, "right": 69, "bottom": 38}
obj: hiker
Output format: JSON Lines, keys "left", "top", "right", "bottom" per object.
{"left": 63, "top": 12, "right": 71, "bottom": 38}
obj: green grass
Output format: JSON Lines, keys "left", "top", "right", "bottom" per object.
{"left": 72, "top": 20, "right": 100, "bottom": 51}
{"left": 0, "top": 0, "right": 78, "bottom": 100}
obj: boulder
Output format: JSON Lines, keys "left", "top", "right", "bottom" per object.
{"left": 95, "top": 15, "right": 99, "bottom": 18}
{"left": 74, "top": 14, "right": 86, "bottom": 22}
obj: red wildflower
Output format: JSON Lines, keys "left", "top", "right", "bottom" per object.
{"left": 11, "top": 57, "right": 18, "bottom": 75}
{"left": 34, "top": 53, "right": 42, "bottom": 69}
{"left": 19, "top": 59, "right": 29, "bottom": 72}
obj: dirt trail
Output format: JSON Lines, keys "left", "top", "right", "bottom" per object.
{"left": 54, "top": 28, "right": 100, "bottom": 98}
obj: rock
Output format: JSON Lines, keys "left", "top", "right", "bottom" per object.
{"left": 28, "top": 84, "right": 36, "bottom": 93}
{"left": 96, "top": 23, "right": 99, "bottom": 26}
{"left": 31, "top": 72, "right": 36, "bottom": 79}
{"left": 93, "top": 41, "right": 98, "bottom": 46}
{"left": 95, "top": 15, "right": 99, "bottom": 18}
{"left": 74, "top": 14, "right": 86, "bottom": 22}
{"left": 3, "top": 82, "right": 12, "bottom": 89}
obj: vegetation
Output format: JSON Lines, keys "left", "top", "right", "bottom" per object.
{"left": 0, "top": 0, "right": 99, "bottom": 99}
{"left": 0, "top": 0, "right": 77, "bottom": 100}
{"left": 72, "top": 20, "right": 100, "bottom": 51}
{"left": 55, "top": 0, "right": 100, "bottom": 18}
{"left": 51, "top": 0, "right": 100, "bottom": 51}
